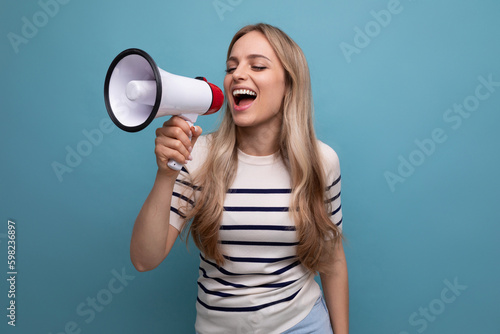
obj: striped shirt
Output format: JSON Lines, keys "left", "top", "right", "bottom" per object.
{"left": 169, "top": 135, "right": 343, "bottom": 334}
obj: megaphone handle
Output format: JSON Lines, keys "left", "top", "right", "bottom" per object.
{"left": 167, "top": 118, "right": 195, "bottom": 171}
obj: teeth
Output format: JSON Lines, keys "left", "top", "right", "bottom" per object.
{"left": 232, "top": 89, "right": 257, "bottom": 97}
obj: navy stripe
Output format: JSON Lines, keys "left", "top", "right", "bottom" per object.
{"left": 227, "top": 188, "right": 291, "bottom": 194}
{"left": 331, "top": 204, "right": 342, "bottom": 216}
{"left": 328, "top": 191, "right": 341, "bottom": 203}
{"left": 220, "top": 240, "right": 299, "bottom": 247}
{"left": 175, "top": 179, "right": 201, "bottom": 191}
{"left": 170, "top": 206, "right": 186, "bottom": 219}
{"left": 201, "top": 255, "right": 300, "bottom": 276}
{"left": 272, "top": 261, "right": 301, "bottom": 275}
{"left": 177, "top": 175, "right": 339, "bottom": 194}
{"left": 224, "top": 206, "right": 289, "bottom": 212}
{"left": 176, "top": 185, "right": 292, "bottom": 194}
{"left": 223, "top": 255, "right": 297, "bottom": 263}
{"left": 199, "top": 267, "right": 249, "bottom": 288}
{"left": 336, "top": 217, "right": 343, "bottom": 226}
{"left": 258, "top": 280, "right": 297, "bottom": 288}
{"left": 172, "top": 192, "right": 194, "bottom": 206}
{"left": 199, "top": 267, "right": 297, "bottom": 289}
{"left": 197, "top": 288, "right": 301, "bottom": 312}
{"left": 220, "top": 225, "right": 296, "bottom": 231}
{"left": 327, "top": 175, "right": 341, "bottom": 191}
{"left": 197, "top": 282, "right": 235, "bottom": 297}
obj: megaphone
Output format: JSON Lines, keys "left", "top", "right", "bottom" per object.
{"left": 104, "top": 48, "right": 224, "bottom": 170}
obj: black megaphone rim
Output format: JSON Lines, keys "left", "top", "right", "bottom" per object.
{"left": 104, "top": 48, "right": 162, "bottom": 132}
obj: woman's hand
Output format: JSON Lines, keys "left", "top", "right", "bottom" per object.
{"left": 154, "top": 116, "right": 203, "bottom": 176}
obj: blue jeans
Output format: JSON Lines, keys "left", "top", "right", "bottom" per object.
{"left": 281, "top": 295, "right": 333, "bottom": 333}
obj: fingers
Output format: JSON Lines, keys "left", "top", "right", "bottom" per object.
{"left": 159, "top": 116, "right": 193, "bottom": 143}
{"left": 154, "top": 135, "right": 191, "bottom": 167}
{"left": 154, "top": 116, "right": 203, "bottom": 172}
{"left": 190, "top": 125, "right": 203, "bottom": 146}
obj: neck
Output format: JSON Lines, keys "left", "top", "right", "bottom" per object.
{"left": 236, "top": 124, "right": 281, "bottom": 156}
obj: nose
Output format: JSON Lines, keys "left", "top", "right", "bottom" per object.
{"left": 232, "top": 65, "right": 248, "bottom": 81}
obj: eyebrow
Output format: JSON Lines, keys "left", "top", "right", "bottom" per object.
{"left": 226, "top": 54, "right": 272, "bottom": 63}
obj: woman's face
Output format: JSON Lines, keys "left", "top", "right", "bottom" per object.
{"left": 224, "top": 31, "right": 286, "bottom": 131}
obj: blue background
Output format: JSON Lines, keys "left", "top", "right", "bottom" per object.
{"left": 1, "top": 0, "right": 499, "bottom": 333}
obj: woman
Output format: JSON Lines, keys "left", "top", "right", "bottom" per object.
{"left": 130, "top": 23, "right": 348, "bottom": 334}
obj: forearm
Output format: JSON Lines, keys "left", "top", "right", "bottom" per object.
{"left": 320, "top": 241, "right": 349, "bottom": 334}
{"left": 130, "top": 171, "right": 178, "bottom": 271}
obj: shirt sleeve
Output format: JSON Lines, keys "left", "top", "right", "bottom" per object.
{"left": 318, "top": 141, "right": 343, "bottom": 232}
{"left": 169, "top": 168, "right": 194, "bottom": 232}
{"left": 168, "top": 135, "right": 209, "bottom": 232}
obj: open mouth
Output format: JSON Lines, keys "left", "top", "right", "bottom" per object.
{"left": 232, "top": 89, "right": 257, "bottom": 107}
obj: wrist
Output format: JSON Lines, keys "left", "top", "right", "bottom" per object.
{"left": 155, "top": 168, "right": 178, "bottom": 184}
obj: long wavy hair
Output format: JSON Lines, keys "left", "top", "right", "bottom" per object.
{"left": 181, "top": 23, "right": 342, "bottom": 274}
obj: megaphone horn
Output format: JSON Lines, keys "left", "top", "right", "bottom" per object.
{"left": 104, "top": 48, "right": 224, "bottom": 170}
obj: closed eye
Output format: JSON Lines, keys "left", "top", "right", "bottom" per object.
{"left": 225, "top": 66, "right": 267, "bottom": 74}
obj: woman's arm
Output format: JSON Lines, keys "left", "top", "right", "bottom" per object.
{"left": 130, "top": 171, "right": 180, "bottom": 272}
{"left": 320, "top": 240, "right": 349, "bottom": 334}
{"left": 130, "top": 117, "right": 202, "bottom": 272}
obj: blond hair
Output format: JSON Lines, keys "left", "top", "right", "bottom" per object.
{"left": 181, "top": 23, "right": 342, "bottom": 274}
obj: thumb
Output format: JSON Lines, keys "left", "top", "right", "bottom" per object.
{"left": 190, "top": 126, "right": 203, "bottom": 147}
